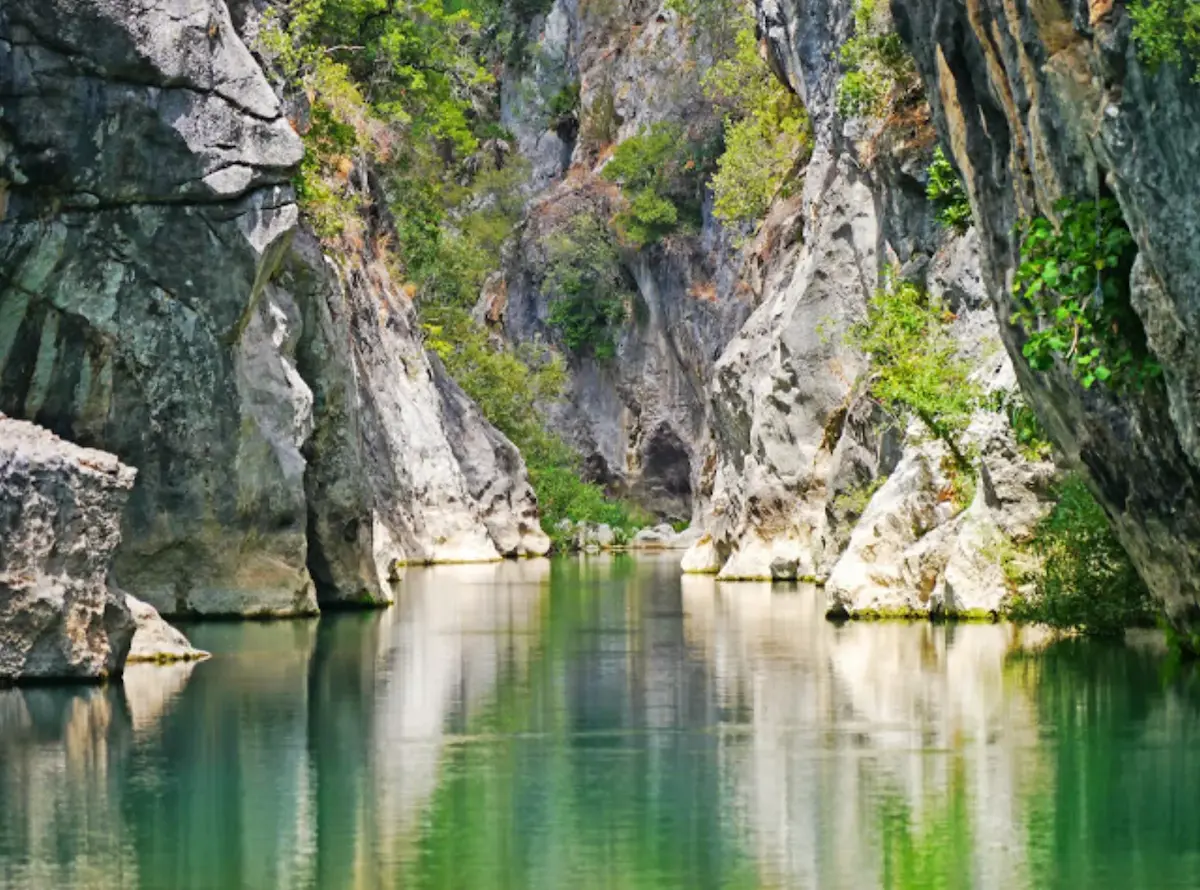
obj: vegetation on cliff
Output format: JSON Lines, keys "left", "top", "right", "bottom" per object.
{"left": 848, "top": 271, "right": 980, "bottom": 480}
{"left": 259, "top": 0, "right": 646, "bottom": 543}
{"left": 1013, "top": 197, "right": 1160, "bottom": 392}
{"left": 1004, "top": 477, "right": 1156, "bottom": 636}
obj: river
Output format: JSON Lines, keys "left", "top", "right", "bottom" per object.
{"left": 1, "top": 555, "right": 1197, "bottom": 889}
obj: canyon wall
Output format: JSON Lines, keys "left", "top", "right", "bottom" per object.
{"left": 0, "top": 0, "right": 546, "bottom": 618}
{"left": 894, "top": 0, "right": 1200, "bottom": 640}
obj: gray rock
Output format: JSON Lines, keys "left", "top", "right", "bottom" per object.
{"left": 0, "top": 416, "right": 136, "bottom": 682}
{"left": 769, "top": 557, "right": 800, "bottom": 582}
{"left": 125, "top": 595, "right": 209, "bottom": 664}
{"left": 826, "top": 412, "right": 1057, "bottom": 618}
{"left": 574, "top": 521, "right": 616, "bottom": 551}
{"left": 280, "top": 229, "right": 549, "bottom": 602}
{"left": 0, "top": 0, "right": 313, "bottom": 617}
{"left": 1, "top": 1, "right": 549, "bottom": 617}
{"left": 896, "top": 0, "right": 1200, "bottom": 643}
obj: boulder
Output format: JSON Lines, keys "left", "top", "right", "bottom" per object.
{"left": 0, "top": 417, "right": 136, "bottom": 682}
{"left": 125, "top": 596, "right": 209, "bottom": 664}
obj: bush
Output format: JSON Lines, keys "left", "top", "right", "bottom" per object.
{"left": 1130, "top": 0, "right": 1200, "bottom": 82}
{"left": 702, "top": 28, "right": 811, "bottom": 228}
{"left": 926, "top": 146, "right": 971, "bottom": 234}
{"left": 601, "top": 123, "right": 715, "bottom": 245}
{"left": 1005, "top": 477, "right": 1155, "bottom": 636}
{"left": 541, "top": 214, "right": 631, "bottom": 359}
{"left": 1012, "top": 197, "right": 1160, "bottom": 391}
{"left": 847, "top": 270, "right": 981, "bottom": 468}
{"left": 984, "top": 390, "right": 1054, "bottom": 461}
{"left": 836, "top": 0, "right": 920, "bottom": 119}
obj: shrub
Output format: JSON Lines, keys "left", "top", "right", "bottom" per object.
{"left": 847, "top": 270, "right": 981, "bottom": 468}
{"left": 836, "top": 0, "right": 920, "bottom": 119}
{"left": 1012, "top": 197, "right": 1160, "bottom": 391}
{"left": 926, "top": 146, "right": 971, "bottom": 234}
{"left": 665, "top": 0, "right": 743, "bottom": 60}
{"left": 702, "top": 28, "right": 811, "bottom": 228}
{"left": 547, "top": 81, "right": 580, "bottom": 131}
{"left": 579, "top": 77, "right": 619, "bottom": 157}
{"left": 542, "top": 214, "right": 632, "bottom": 359}
{"left": 601, "top": 123, "right": 715, "bottom": 245}
{"left": 1130, "top": 0, "right": 1200, "bottom": 82}
{"left": 984, "top": 390, "right": 1054, "bottom": 461}
{"left": 1005, "top": 476, "right": 1155, "bottom": 636}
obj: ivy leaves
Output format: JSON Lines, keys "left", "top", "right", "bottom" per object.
{"left": 1012, "top": 197, "right": 1160, "bottom": 391}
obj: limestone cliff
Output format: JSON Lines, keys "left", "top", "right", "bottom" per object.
{"left": 0, "top": 0, "right": 547, "bottom": 617}
{"left": 894, "top": 0, "right": 1200, "bottom": 641}
{"left": 676, "top": 0, "right": 1059, "bottom": 616}
{"left": 483, "top": 0, "right": 752, "bottom": 521}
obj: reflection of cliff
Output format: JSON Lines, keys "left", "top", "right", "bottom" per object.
{"left": 0, "top": 561, "right": 550, "bottom": 890}
{"left": 681, "top": 579, "right": 1046, "bottom": 889}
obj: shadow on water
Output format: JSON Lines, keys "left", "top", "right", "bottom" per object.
{"left": 1, "top": 556, "right": 1199, "bottom": 888}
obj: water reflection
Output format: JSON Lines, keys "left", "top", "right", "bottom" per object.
{"left": 0, "top": 556, "right": 1198, "bottom": 889}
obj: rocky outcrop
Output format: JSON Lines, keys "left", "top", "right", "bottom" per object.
{"left": 825, "top": 236, "right": 1058, "bottom": 617}
{"left": 486, "top": 0, "right": 751, "bottom": 521}
{"left": 0, "top": 0, "right": 311, "bottom": 616}
{"left": 282, "top": 229, "right": 548, "bottom": 606}
{"left": 894, "top": 0, "right": 1200, "bottom": 641}
{"left": 673, "top": 0, "right": 1061, "bottom": 616}
{"left": 1, "top": 0, "right": 548, "bottom": 617}
{"left": 0, "top": 416, "right": 135, "bottom": 682}
{"left": 680, "top": 0, "right": 923, "bottom": 581}
{"left": 125, "top": 595, "right": 209, "bottom": 664}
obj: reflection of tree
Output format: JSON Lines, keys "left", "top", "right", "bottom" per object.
{"left": 1007, "top": 639, "right": 1200, "bottom": 890}
{"left": 875, "top": 755, "right": 974, "bottom": 890}
{"left": 406, "top": 556, "right": 760, "bottom": 889}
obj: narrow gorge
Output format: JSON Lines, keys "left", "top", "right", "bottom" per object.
{"left": 2, "top": 0, "right": 1199, "bottom": 681}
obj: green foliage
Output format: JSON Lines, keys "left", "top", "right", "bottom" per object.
{"left": 1130, "top": 0, "right": 1200, "bottom": 82}
{"left": 848, "top": 271, "right": 981, "bottom": 468}
{"left": 260, "top": 0, "right": 501, "bottom": 241}
{"left": 547, "top": 81, "right": 581, "bottom": 130}
{"left": 926, "top": 146, "right": 971, "bottom": 234}
{"left": 579, "top": 78, "right": 619, "bottom": 156}
{"left": 833, "top": 475, "right": 888, "bottom": 518}
{"left": 836, "top": 0, "right": 919, "bottom": 118}
{"left": 601, "top": 123, "right": 716, "bottom": 246}
{"left": 984, "top": 390, "right": 1054, "bottom": 461}
{"left": 1005, "top": 476, "right": 1155, "bottom": 636}
{"left": 1012, "top": 197, "right": 1160, "bottom": 391}
{"left": 702, "top": 28, "right": 811, "bottom": 227}
{"left": 543, "top": 215, "right": 631, "bottom": 359}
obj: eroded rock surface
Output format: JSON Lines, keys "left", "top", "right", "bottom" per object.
{"left": 0, "top": 416, "right": 135, "bottom": 682}
{"left": 1, "top": 0, "right": 549, "bottom": 616}
{"left": 485, "top": 0, "right": 751, "bottom": 521}
{"left": 895, "top": 0, "right": 1200, "bottom": 641}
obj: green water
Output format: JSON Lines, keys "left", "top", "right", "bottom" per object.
{"left": 2, "top": 555, "right": 1199, "bottom": 889}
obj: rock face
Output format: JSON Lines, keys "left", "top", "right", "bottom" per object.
{"left": 670, "top": 0, "right": 1061, "bottom": 616}
{"left": 0, "top": 0, "right": 310, "bottom": 616}
{"left": 0, "top": 416, "right": 136, "bottom": 682}
{"left": 679, "top": 0, "right": 917, "bottom": 581}
{"left": 894, "top": 0, "right": 1200, "bottom": 640}
{"left": 0, "top": 0, "right": 548, "bottom": 616}
{"left": 282, "top": 229, "right": 549, "bottom": 607}
{"left": 486, "top": 0, "right": 752, "bottom": 521}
